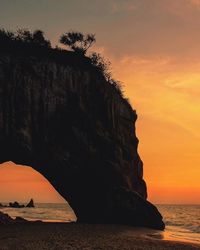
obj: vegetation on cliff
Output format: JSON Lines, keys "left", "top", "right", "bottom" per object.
{"left": 0, "top": 28, "right": 127, "bottom": 102}
{"left": 60, "top": 31, "right": 96, "bottom": 55}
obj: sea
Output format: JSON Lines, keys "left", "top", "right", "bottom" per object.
{"left": 0, "top": 203, "right": 199, "bottom": 244}
{"left": 157, "top": 204, "right": 200, "bottom": 244}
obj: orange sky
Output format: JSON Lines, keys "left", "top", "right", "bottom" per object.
{"left": 0, "top": 162, "right": 65, "bottom": 203}
{"left": 0, "top": 0, "right": 200, "bottom": 204}
{"left": 111, "top": 56, "right": 200, "bottom": 204}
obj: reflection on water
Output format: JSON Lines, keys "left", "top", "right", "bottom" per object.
{"left": 157, "top": 204, "right": 200, "bottom": 244}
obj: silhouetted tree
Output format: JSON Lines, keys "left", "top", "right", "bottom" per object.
{"left": 60, "top": 31, "right": 95, "bottom": 55}
{"left": 0, "top": 29, "right": 15, "bottom": 41}
{"left": 32, "top": 30, "right": 51, "bottom": 47}
{"left": 90, "top": 52, "right": 124, "bottom": 97}
{"left": 110, "top": 78, "right": 124, "bottom": 96}
{"left": 90, "top": 52, "right": 111, "bottom": 80}
{"left": 16, "top": 29, "right": 32, "bottom": 42}
{"left": 16, "top": 29, "right": 51, "bottom": 47}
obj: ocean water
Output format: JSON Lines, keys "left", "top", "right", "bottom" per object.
{"left": 0, "top": 203, "right": 199, "bottom": 244}
{"left": 0, "top": 202, "right": 77, "bottom": 223}
{"left": 157, "top": 204, "right": 200, "bottom": 244}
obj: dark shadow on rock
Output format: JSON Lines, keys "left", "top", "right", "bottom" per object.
{"left": 0, "top": 37, "right": 165, "bottom": 229}
{"left": 26, "top": 199, "right": 35, "bottom": 208}
{"left": 9, "top": 202, "right": 25, "bottom": 208}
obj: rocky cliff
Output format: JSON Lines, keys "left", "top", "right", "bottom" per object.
{"left": 0, "top": 49, "right": 164, "bottom": 229}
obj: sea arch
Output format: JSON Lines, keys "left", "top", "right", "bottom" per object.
{"left": 0, "top": 161, "right": 76, "bottom": 222}
{"left": 0, "top": 53, "right": 164, "bottom": 229}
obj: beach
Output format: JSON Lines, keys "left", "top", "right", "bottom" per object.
{"left": 0, "top": 223, "right": 199, "bottom": 250}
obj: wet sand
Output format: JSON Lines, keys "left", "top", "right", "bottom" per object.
{"left": 0, "top": 223, "right": 199, "bottom": 250}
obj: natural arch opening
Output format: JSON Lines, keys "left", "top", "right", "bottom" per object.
{"left": 0, "top": 161, "right": 77, "bottom": 222}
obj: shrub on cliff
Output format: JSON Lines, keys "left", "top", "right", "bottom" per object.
{"left": 90, "top": 52, "right": 125, "bottom": 97}
{"left": 0, "top": 29, "right": 15, "bottom": 42}
{"left": 90, "top": 52, "right": 111, "bottom": 81}
{"left": 16, "top": 29, "right": 51, "bottom": 48}
{"left": 0, "top": 28, "right": 51, "bottom": 48}
{"left": 60, "top": 31, "right": 96, "bottom": 55}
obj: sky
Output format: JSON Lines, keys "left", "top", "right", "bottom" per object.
{"left": 0, "top": 162, "right": 65, "bottom": 203}
{"left": 0, "top": 0, "right": 200, "bottom": 204}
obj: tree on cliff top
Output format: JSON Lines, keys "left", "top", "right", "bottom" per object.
{"left": 59, "top": 31, "right": 96, "bottom": 55}
{"left": 16, "top": 29, "right": 51, "bottom": 48}
{"left": 0, "top": 28, "right": 51, "bottom": 48}
{"left": 0, "top": 29, "right": 15, "bottom": 41}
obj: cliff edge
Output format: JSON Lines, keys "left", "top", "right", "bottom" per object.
{"left": 0, "top": 42, "right": 165, "bottom": 229}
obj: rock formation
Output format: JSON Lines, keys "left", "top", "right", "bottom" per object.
{"left": 0, "top": 211, "right": 15, "bottom": 224}
{"left": 9, "top": 201, "right": 25, "bottom": 208}
{"left": 26, "top": 199, "right": 35, "bottom": 208}
{"left": 0, "top": 45, "right": 165, "bottom": 229}
{"left": 0, "top": 211, "right": 29, "bottom": 224}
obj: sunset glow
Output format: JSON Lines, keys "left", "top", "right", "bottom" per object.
{"left": 111, "top": 55, "right": 200, "bottom": 204}
{"left": 0, "top": 0, "right": 200, "bottom": 204}
{"left": 0, "top": 162, "right": 65, "bottom": 203}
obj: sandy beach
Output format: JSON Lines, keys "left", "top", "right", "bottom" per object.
{"left": 0, "top": 223, "right": 199, "bottom": 250}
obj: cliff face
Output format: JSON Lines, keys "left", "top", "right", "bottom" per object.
{"left": 0, "top": 53, "right": 164, "bottom": 229}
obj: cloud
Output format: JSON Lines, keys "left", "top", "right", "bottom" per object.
{"left": 189, "top": 0, "right": 200, "bottom": 6}
{"left": 110, "top": 1, "right": 136, "bottom": 13}
{"left": 96, "top": 51, "right": 200, "bottom": 139}
{"left": 91, "top": 46, "right": 200, "bottom": 138}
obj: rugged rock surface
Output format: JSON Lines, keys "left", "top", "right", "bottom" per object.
{"left": 15, "top": 216, "right": 29, "bottom": 223}
{"left": 0, "top": 51, "right": 165, "bottom": 229}
{"left": 26, "top": 199, "right": 35, "bottom": 208}
{"left": 9, "top": 201, "right": 25, "bottom": 208}
{"left": 0, "top": 211, "right": 29, "bottom": 224}
{"left": 0, "top": 211, "right": 14, "bottom": 224}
